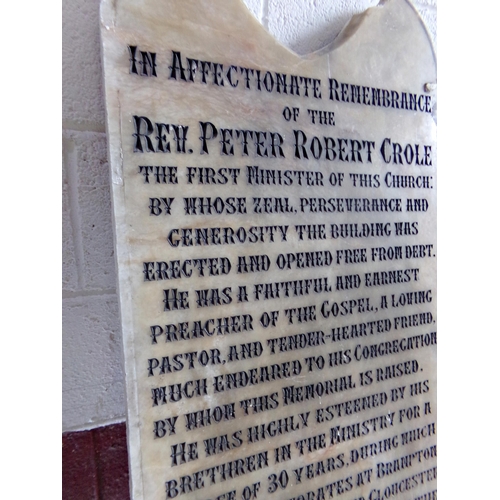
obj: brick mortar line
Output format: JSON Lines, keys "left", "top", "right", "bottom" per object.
{"left": 63, "top": 138, "right": 86, "bottom": 290}
{"left": 62, "top": 123, "right": 107, "bottom": 134}
{"left": 62, "top": 289, "right": 117, "bottom": 299}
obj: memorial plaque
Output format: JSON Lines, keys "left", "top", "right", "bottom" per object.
{"left": 101, "top": 0, "right": 437, "bottom": 498}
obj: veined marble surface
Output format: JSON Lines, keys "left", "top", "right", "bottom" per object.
{"left": 101, "top": 0, "right": 436, "bottom": 498}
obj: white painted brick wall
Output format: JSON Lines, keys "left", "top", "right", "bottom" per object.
{"left": 62, "top": 0, "right": 436, "bottom": 431}
{"left": 62, "top": 294, "right": 125, "bottom": 429}
{"left": 62, "top": 0, "right": 106, "bottom": 129}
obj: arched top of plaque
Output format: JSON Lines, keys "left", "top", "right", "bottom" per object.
{"left": 101, "top": 0, "right": 436, "bottom": 100}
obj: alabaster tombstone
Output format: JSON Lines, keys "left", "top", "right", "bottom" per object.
{"left": 101, "top": 0, "right": 437, "bottom": 498}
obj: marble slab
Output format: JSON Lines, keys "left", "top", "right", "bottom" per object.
{"left": 100, "top": 0, "right": 437, "bottom": 499}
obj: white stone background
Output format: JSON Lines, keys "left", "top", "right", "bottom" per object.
{"left": 62, "top": 0, "right": 436, "bottom": 432}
